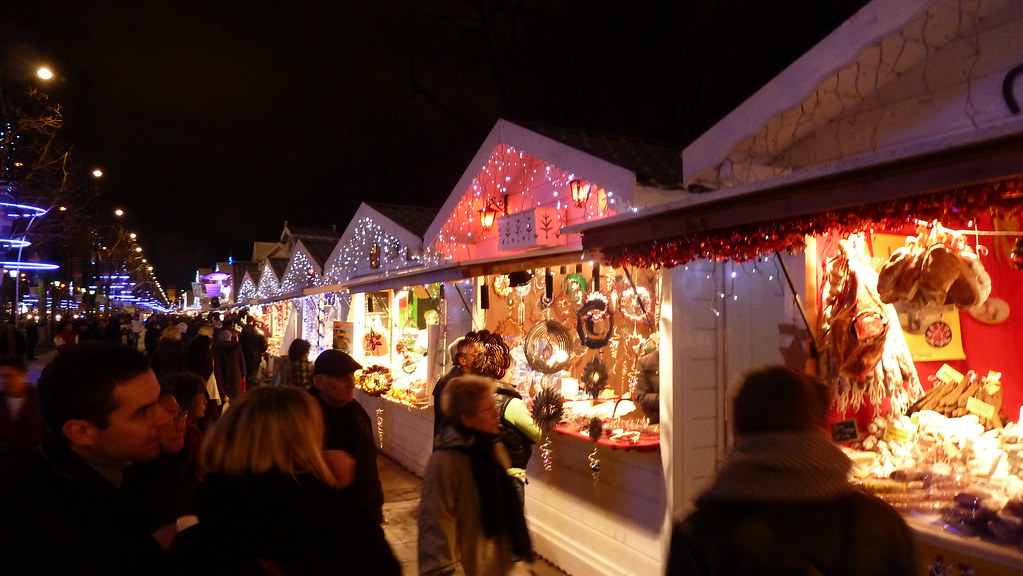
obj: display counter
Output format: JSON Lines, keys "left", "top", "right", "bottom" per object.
{"left": 907, "top": 513, "right": 1023, "bottom": 575}
{"left": 354, "top": 388, "right": 434, "bottom": 477}
{"left": 525, "top": 430, "right": 665, "bottom": 576}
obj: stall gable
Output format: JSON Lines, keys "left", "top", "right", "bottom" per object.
{"left": 279, "top": 242, "right": 323, "bottom": 296}
{"left": 254, "top": 258, "right": 286, "bottom": 300}
{"left": 236, "top": 272, "right": 257, "bottom": 304}
{"left": 320, "top": 203, "right": 428, "bottom": 286}
{"left": 685, "top": 0, "right": 1023, "bottom": 189}
{"left": 423, "top": 119, "right": 637, "bottom": 265}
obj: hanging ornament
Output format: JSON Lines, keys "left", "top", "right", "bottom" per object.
{"left": 531, "top": 386, "right": 565, "bottom": 472}
{"left": 493, "top": 274, "right": 514, "bottom": 297}
{"left": 376, "top": 408, "right": 385, "bottom": 449}
{"left": 581, "top": 356, "right": 609, "bottom": 399}
{"left": 1012, "top": 237, "right": 1023, "bottom": 271}
{"left": 531, "top": 386, "right": 566, "bottom": 430}
{"left": 562, "top": 273, "right": 588, "bottom": 307}
{"left": 586, "top": 416, "right": 604, "bottom": 484}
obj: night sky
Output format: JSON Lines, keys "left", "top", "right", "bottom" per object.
{"left": 3, "top": 1, "right": 867, "bottom": 290}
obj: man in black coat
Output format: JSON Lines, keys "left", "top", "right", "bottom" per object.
{"left": 0, "top": 341, "right": 173, "bottom": 576}
{"left": 309, "top": 349, "right": 385, "bottom": 524}
{"left": 431, "top": 336, "right": 477, "bottom": 438}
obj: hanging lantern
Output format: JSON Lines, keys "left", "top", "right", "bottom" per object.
{"left": 570, "top": 179, "right": 592, "bottom": 207}
{"left": 479, "top": 204, "right": 497, "bottom": 231}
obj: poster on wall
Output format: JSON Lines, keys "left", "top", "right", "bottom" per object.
{"left": 870, "top": 233, "right": 966, "bottom": 362}
{"left": 333, "top": 322, "right": 353, "bottom": 354}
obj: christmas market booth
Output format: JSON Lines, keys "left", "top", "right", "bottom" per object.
{"left": 417, "top": 119, "right": 684, "bottom": 575}
{"left": 570, "top": 0, "right": 1023, "bottom": 573}
{"left": 308, "top": 202, "right": 442, "bottom": 476}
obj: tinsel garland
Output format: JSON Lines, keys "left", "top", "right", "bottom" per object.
{"left": 602, "top": 178, "right": 1023, "bottom": 269}
{"left": 580, "top": 356, "right": 609, "bottom": 399}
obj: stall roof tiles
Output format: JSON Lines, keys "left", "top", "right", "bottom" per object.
{"left": 366, "top": 203, "right": 439, "bottom": 238}
{"left": 298, "top": 238, "right": 339, "bottom": 270}
{"left": 519, "top": 122, "right": 684, "bottom": 190}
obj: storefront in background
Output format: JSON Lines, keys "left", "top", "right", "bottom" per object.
{"left": 572, "top": 0, "right": 1023, "bottom": 572}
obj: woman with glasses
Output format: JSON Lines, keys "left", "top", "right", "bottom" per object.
{"left": 123, "top": 387, "right": 201, "bottom": 548}
{"left": 418, "top": 375, "right": 534, "bottom": 576}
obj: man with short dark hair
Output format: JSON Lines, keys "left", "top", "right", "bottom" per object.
{"left": 310, "top": 348, "right": 384, "bottom": 523}
{"left": 0, "top": 341, "right": 173, "bottom": 575}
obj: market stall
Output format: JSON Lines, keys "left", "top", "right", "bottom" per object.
{"left": 417, "top": 119, "right": 683, "bottom": 575}
{"left": 570, "top": 0, "right": 1023, "bottom": 573}
{"left": 310, "top": 202, "right": 442, "bottom": 475}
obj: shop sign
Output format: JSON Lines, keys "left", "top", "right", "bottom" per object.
{"left": 498, "top": 207, "right": 565, "bottom": 251}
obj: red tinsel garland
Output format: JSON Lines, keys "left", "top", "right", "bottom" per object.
{"left": 602, "top": 178, "right": 1023, "bottom": 269}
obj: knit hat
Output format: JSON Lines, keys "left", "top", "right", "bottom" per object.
{"left": 313, "top": 349, "right": 362, "bottom": 377}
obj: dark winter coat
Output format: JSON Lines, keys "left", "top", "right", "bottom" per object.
{"left": 432, "top": 365, "right": 464, "bottom": 437}
{"left": 213, "top": 338, "right": 246, "bottom": 398}
{"left": 0, "top": 439, "right": 172, "bottom": 576}
{"left": 149, "top": 339, "right": 186, "bottom": 379}
{"left": 309, "top": 386, "right": 384, "bottom": 523}
{"left": 170, "top": 472, "right": 400, "bottom": 576}
{"left": 666, "top": 431, "right": 917, "bottom": 576}
{"left": 0, "top": 386, "right": 46, "bottom": 449}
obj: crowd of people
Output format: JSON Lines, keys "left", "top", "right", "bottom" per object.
{"left": 0, "top": 310, "right": 920, "bottom": 575}
{"left": 0, "top": 311, "right": 402, "bottom": 576}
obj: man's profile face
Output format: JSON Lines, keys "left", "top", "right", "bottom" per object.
{"left": 87, "top": 370, "right": 168, "bottom": 462}
{"left": 315, "top": 372, "right": 356, "bottom": 407}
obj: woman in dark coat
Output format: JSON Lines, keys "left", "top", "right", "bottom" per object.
{"left": 171, "top": 386, "right": 400, "bottom": 576}
{"left": 149, "top": 325, "right": 186, "bottom": 379}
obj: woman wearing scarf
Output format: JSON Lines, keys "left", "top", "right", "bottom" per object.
{"left": 418, "top": 375, "right": 534, "bottom": 576}
{"left": 666, "top": 366, "right": 916, "bottom": 576}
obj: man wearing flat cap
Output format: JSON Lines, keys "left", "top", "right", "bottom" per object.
{"left": 310, "top": 349, "right": 384, "bottom": 523}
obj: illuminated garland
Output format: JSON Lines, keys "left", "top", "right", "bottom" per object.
{"left": 602, "top": 178, "right": 1023, "bottom": 268}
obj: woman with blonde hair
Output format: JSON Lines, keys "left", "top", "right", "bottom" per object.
{"left": 171, "top": 386, "right": 400, "bottom": 575}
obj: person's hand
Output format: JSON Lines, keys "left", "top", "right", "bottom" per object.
{"left": 322, "top": 449, "right": 356, "bottom": 488}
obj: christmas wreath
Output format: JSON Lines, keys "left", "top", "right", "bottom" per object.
{"left": 619, "top": 286, "right": 654, "bottom": 324}
{"left": 576, "top": 298, "right": 615, "bottom": 349}
{"left": 356, "top": 365, "right": 393, "bottom": 396}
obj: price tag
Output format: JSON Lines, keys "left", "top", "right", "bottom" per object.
{"left": 935, "top": 364, "right": 963, "bottom": 386}
{"left": 831, "top": 419, "right": 859, "bottom": 443}
{"left": 884, "top": 425, "right": 909, "bottom": 444}
{"left": 966, "top": 396, "right": 995, "bottom": 420}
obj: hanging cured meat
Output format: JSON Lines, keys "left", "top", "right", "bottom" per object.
{"left": 877, "top": 222, "right": 992, "bottom": 315}
{"left": 818, "top": 236, "right": 923, "bottom": 417}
